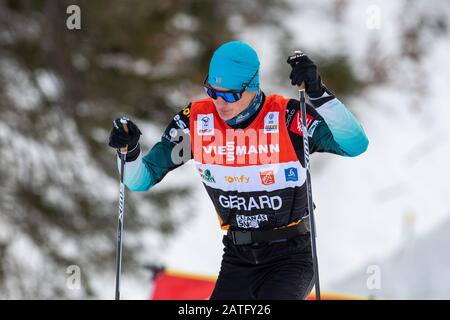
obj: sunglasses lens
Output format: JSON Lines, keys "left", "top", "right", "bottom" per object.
{"left": 204, "top": 86, "right": 216, "bottom": 99}
{"left": 204, "top": 86, "right": 242, "bottom": 103}
{"left": 218, "top": 92, "right": 240, "bottom": 103}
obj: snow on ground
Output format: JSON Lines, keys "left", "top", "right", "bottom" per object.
{"left": 332, "top": 215, "right": 450, "bottom": 299}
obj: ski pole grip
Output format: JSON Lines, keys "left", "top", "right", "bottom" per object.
{"left": 292, "top": 50, "right": 306, "bottom": 91}
{"left": 119, "top": 117, "right": 129, "bottom": 153}
{"left": 119, "top": 117, "right": 129, "bottom": 133}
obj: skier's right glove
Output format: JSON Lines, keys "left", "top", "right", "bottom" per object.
{"left": 108, "top": 117, "right": 142, "bottom": 161}
{"left": 287, "top": 52, "right": 324, "bottom": 98}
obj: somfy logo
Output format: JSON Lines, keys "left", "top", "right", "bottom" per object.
{"left": 224, "top": 175, "right": 250, "bottom": 184}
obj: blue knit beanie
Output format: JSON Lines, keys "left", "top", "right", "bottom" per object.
{"left": 208, "top": 41, "right": 260, "bottom": 92}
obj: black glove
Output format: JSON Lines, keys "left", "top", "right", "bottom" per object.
{"left": 108, "top": 117, "right": 141, "bottom": 157}
{"left": 287, "top": 52, "right": 324, "bottom": 98}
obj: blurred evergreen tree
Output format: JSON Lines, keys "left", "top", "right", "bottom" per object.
{"left": 0, "top": 0, "right": 287, "bottom": 298}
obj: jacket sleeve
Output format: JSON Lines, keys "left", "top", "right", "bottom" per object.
{"left": 117, "top": 104, "right": 192, "bottom": 192}
{"left": 287, "top": 89, "right": 369, "bottom": 157}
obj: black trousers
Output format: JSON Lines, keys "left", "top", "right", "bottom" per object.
{"left": 210, "top": 233, "right": 315, "bottom": 300}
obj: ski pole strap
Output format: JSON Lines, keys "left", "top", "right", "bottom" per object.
{"left": 227, "top": 221, "right": 310, "bottom": 246}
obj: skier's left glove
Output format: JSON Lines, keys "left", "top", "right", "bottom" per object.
{"left": 287, "top": 53, "right": 325, "bottom": 98}
{"left": 108, "top": 117, "right": 142, "bottom": 161}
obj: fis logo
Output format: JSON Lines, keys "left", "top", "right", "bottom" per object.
{"left": 259, "top": 170, "right": 275, "bottom": 185}
{"left": 284, "top": 167, "right": 298, "bottom": 182}
{"left": 197, "top": 114, "right": 214, "bottom": 136}
{"left": 264, "top": 112, "right": 279, "bottom": 133}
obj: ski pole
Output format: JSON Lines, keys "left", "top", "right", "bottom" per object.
{"left": 115, "top": 116, "right": 129, "bottom": 300}
{"left": 293, "top": 50, "right": 321, "bottom": 300}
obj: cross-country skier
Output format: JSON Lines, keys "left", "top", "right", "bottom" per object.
{"left": 108, "top": 41, "right": 369, "bottom": 300}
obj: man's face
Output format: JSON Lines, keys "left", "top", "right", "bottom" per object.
{"left": 209, "top": 85, "right": 257, "bottom": 121}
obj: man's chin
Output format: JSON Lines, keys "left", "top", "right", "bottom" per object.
{"left": 217, "top": 111, "right": 234, "bottom": 121}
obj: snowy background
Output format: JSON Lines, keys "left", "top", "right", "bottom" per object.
{"left": 1, "top": 0, "right": 449, "bottom": 299}
{"left": 161, "top": 0, "right": 450, "bottom": 300}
